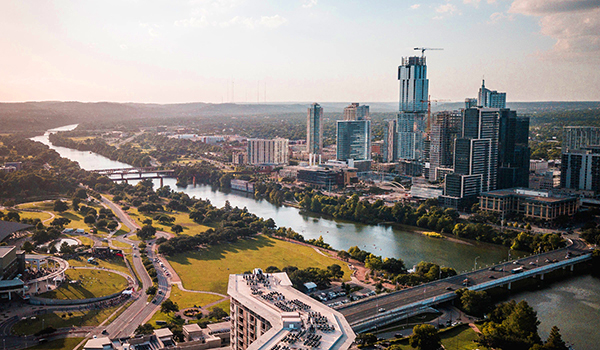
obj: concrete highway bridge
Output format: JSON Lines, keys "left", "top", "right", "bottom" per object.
{"left": 338, "top": 241, "right": 593, "bottom": 333}
{"left": 91, "top": 167, "right": 175, "bottom": 186}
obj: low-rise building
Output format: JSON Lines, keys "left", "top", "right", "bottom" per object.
{"left": 479, "top": 188, "right": 579, "bottom": 221}
{"left": 297, "top": 167, "right": 343, "bottom": 189}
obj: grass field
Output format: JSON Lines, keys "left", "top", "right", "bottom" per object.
{"left": 382, "top": 324, "right": 483, "bottom": 350}
{"left": 168, "top": 235, "right": 351, "bottom": 294}
{"left": 17, "top": 210, "right": 53, "bottom": 222}
{"left": 147, "top": 284, "right": 225, "bottom": 327}
{"left": 111, "top": 240, "right": 133, "bottom": 253}
{"left": 25, "top": 337, "right": 85, "bottom": 350}
{"left": 67, "top": 256, "right": 130, "bottom": 275}
{"left": 207, "top": 299, "right": 230, "bottom": 314}
{"left": 128, "top": 208, "right": 211, "bottom": 236}
{"left": 12, "top": 305, "right": 121, "bottom": 336}
{"left": 39, "top": 269, "right": 128, "bottom": 300}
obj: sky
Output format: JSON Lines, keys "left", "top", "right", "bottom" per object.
{"left": 0, "top": 0, "right": 599, "bottom": 104}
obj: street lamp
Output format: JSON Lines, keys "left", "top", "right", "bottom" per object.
{"left": 474, "top": 256, "right": 480, "bottom": 271}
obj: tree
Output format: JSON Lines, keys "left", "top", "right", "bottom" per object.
{"left": 458, "top": 289, "right": 491, "bottom": 317}
{"left": 208, "top": 307, "right": 228, "bottom": 319}
{"left": 137, "top": 224, "right": 157, "bottom": 240}
{"left": 543, "top": 326, "right": 568, "bottom": 350}
{"left": 22, "top": 241, "right": 35, "bottom": 253}
{"left": 409, "top": 324, "right": 441, "bottom": 350}
{"left": 171, "top": 224, "right": 184, "bottom": 234}
{"left": 74, "top": 188, "right": 88, "bottom": 199}
{"left": 107, "top": 220, "right": 118, "bottom": 230}
{"left": 146, "top": 286, "right": 157, "bottom": 295}
{"left": 60, "top": 242, "right": 74, "bottom": 255}
{"left": 356, "top": 333, "right": 377, "bottom": 346}
{"left": 135, "top": 323, "right": 154, "bottom": 335}
{"left": 84, "top": 214, "right": 96, "bottom": 225}
{"left": 161, "top": 299, "right": 179, "bottom": 313}
{"left": 53, "top": 200, "right": 68, "bottom": 213}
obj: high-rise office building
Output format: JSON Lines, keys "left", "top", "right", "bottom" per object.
{"left": 343, "top": 103, "right": 370, "bottom": 121}
{"left": 336, "top": 120, "right": 371, "bottom": 162}
{"left": 441, "top": 107, "right": 499, "bottom": 208}
{"left": 561, "top": 146, "right": 600, "bottom": 192}
{"left": 307, "top": 103, "right": 323, "bottom": 155}
{"left": 383, "top": 119, "right": 398, "bottom": 163}
{"left": 247, "top": 138, "right": 289, "bottom": 165}
{"left": 429, "top": 111, "right": 462, "bottom": 181}
{"left": 563, "top": 126, "right": 600, "bottom": 153}
{"left": 478, "top": 80, "right": 506, "bottom": 109}
{"left": 497, "top": 110, "right": 530, "bottom": 189}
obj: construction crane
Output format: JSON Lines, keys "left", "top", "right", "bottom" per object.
{"left": 421, "top": 95, "right": 451, "bottom": 132}
{"left": 414, "top": 47, "right": 443, "bottom": 58}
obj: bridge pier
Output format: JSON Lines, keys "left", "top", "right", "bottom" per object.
{"left": 570, "top": 264, "right": 574, "bottom": 272}
{"left": 160, "top": 177, "right": 164, "bottom": 188}
{"left": 540, "top": 273, "right": 544, "bottom": 281}
{"left": 507, "top": 282, "right": 511, "bottom": 290}
{"left": 193, "top": 176, "right": 196, "bottom": 186}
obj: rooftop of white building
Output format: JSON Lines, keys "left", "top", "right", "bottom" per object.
{"left": 228, "top": 269, "right": 355, "bottom": 350}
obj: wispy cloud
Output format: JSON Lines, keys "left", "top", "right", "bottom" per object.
{"left": 463, "top": 0, "right": 481, "bottom": 7}
{"left": 174, "top": 16, "right": 210, "bottom": 28}
{"left": 218, "top": 15, "right": 287, "bottom": 29}
{"left": 487, "top": 11, "right": 514, "bottom": 23}
{"left": 302, "top": 0, "right": 318, "bottom": 8}
{"left": 509, "top": 0, "right": 600, "bottom": 61}
{"left": 411, "top": 4, "right": 421, "bottom": 9}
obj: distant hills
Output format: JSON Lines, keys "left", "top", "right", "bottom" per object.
{"left": 1, "top": 100, "right": 600, "bottom": 133}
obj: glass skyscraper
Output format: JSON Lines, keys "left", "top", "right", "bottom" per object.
{"left": 307, "top": 103, "right": 323, "bottom": 155}
{"left": 336, "top": 120, "right": 371, "bottom": 161}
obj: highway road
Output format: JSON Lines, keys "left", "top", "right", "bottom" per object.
{"left": 339, "top": 238, "right": 591, "bottom": 325}
{"left": 99, "top": 196, "right": 172, "bottom": 338}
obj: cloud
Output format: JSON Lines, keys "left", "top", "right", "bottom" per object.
{"left": 218, "top": 15, "right": 287, "bottom": 29}
{"left": 509, "top": 0, "right": 600, "bottom": 15}
{"left": 436, "top": 3, "right": 458, "bottom": 14}
{"left": 139, "top": 22, "right": 161, "bottom": 37}
{"left": 302, "top": 0, "right": 317, "bottom": 8}
{"left": 463, "top": 0, "right": 481, "bottom": 7}
{"left": 434, "top": 3, "right": 459, "bottom": 18}
{"left": 487, "top": 11, "right": 514, "bottom": 23}
{"left": 411, "top": 4, "right": 421, "bottom": 9}
{"left": 120, "top": 44, "right": 128, "bottom": 50}
{"left": 259, "top": 15, "right": 288, "bottom": 28}
{"left": 174, "top": 16, "right": 210, "bottom": 28}
{"left": 509, "top": 0, "right": 600, "bottom": 60}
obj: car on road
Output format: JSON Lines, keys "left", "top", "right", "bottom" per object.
{"left": 378, "top": 307, "right": 385, "bottom": 312}
{"left": 445, "top": 287, "right": 453, "bottom": 291}
{"left": 158, "top": 290, "right": 163, "bottom": 295}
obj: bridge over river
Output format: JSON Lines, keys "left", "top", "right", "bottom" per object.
{"left": 338, "top": 239, "right": 593, "bottom": 333}
{"left": 91, "top": 167, "right": 175, "bottom": 186}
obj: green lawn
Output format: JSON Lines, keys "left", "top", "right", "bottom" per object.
{"left": 207, "top": 299, "right": 231, "bottom": 315}
{"left": 147, "top": 284, "right": 225, "bottom": 327}
{"left": 111, "top": 240, "right": 133, "bottom": 253}
{"left": 12, "top": 306, "right": 121, "bottom": 336}
{"left": 26, "top": 337, "right": 84, "bottom": 350}
{"left": 168, "top": 235, "right": 352, "bottom": 294}
{"left": 39, "top": 269, "right": 128, "bottom": 300}
{"left": 67, "top": 256, "right": 130, "bottom": 275}
{"left": 66, "top": 234, "right": 93, "bottom": 247}
{"left": 440, "top": 324, "right": 484, "bottom": 350}
{"left": 382, "top": 324, "right": 484, "bottom": 350}
{"left": 17, "top": 210, "right": 53, "bottom": 222}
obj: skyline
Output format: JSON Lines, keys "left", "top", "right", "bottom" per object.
{"left": 1, "top": 0, "right": 599, "bottom": 104}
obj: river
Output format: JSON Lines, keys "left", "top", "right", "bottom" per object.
{"left": 33, "top": 126, "right": 600, "bottom": 347}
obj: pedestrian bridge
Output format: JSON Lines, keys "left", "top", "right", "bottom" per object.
{"left": 339, "top": 247, "right": 593, "bottom": 333}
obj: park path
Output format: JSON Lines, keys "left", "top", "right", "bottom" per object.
{"left": 171, "top": 281, "right": 228, "bottom": 298}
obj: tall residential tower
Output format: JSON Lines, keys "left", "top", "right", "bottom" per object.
{"left": 307, "top": 103, "right": 323, "bottom": 155}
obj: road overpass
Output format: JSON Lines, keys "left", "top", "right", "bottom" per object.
{"left": 339, "top": 242, "right": 593, "bottom": 333}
